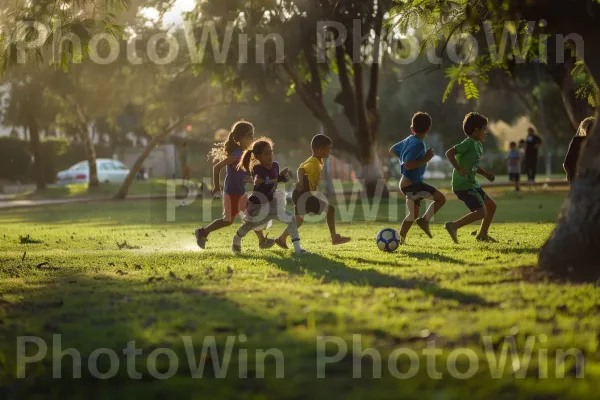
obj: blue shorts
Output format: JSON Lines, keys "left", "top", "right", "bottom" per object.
{"left": 454, "top": 188, "right": 489, "bottom": 212}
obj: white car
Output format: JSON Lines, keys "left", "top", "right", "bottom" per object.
{"left": 56, "top": 159, "right": 130, "bottom": 185}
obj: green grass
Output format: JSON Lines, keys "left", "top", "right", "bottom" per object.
{"left": 1, "top": 190, "right": 599, "bottom": 399}
{"left": 5, "top": 179, "right": 176, "bottom": 201}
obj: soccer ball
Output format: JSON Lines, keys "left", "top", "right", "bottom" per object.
{"left": 376, "top": 228, "right": 401, "bottom": 252}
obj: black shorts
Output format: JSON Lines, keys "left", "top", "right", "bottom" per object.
{"left": 509, "top": 173, "right": 520, "bottom": 182}
{"left": 292, "top": 189, "right": 329, "bottom": 216}
{"left": 401, "top": 183, "right": 438, "bottom": 207}
{"left": 454, "top": 188, "right": 489, "bottom": 212}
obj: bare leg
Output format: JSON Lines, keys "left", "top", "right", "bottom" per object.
{"left": 421, "top": 190, "right": 447, "bottom": 222}
{"left": 477, "top": 197, "right": 497, "bottom": 239}
{"left": 444, "top": 207, "right": 485, "bottom": 243}
{"left": 278, "top": 215, "right": 303, "bottom": 243}
{"left": 400, "top": 200, "right": 420, "bottom": 241}
{"left": 203, "top": 218, "right": 233, "bottom": 235}
{"left": 327, "top": 205, "right": 351, "bottom": 244}
{"left": 453, "top": 207, "right": 485, "bottom": 230}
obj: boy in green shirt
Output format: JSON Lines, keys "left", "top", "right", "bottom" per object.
{"left": 444, "top": 112, "right": 498, "bottom": 243}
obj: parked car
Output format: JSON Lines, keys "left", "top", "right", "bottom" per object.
{"left": 56, "top": 159, "right": 130, "bottom": 185}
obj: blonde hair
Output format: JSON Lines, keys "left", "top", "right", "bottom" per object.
{"left": 208, "top": 120, "right": 254, "bottom": 162}
{"left": 238, "top": 137, "right": 274, "bottom": 172}
{"left": 576, "top": 117, "right": 596, "bottom": 137}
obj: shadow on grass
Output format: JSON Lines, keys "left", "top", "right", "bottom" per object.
{"left": 492, "top": 247, "right": 540, "bottom": 255}
{"left": 0, "top": 267, "right": 587, "bottom": 398}
{"left": 402, "top": 251, "right": 468, "bottom": 265}
{"left": 249, "top": 253, "right": 489, "bottom": 306}
{"left": 0, "top": 271, "right": 345, "bottom": 398}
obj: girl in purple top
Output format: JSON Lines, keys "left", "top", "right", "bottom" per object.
{"left": 233, "top": 138, "right": 306, "bottom": 255}
{"left": 195, "top": 121, "right": 274, "bottom": 250}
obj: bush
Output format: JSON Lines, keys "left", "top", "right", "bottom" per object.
{"left": 41, "top": 138, "right": 69, "bottom": 184}
{"left": 0, "top": 137, "right": 114, "bottom": 184}
{"left": 0, "top": 137, "right": 31, "bottom": 182}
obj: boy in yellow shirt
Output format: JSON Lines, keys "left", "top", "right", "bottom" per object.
{"left": 275, "top": 134, "right": 351, "bottom": 248}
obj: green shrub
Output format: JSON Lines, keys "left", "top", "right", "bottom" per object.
{"left": 0, "top": 137, "right": 31, "bottom": 182}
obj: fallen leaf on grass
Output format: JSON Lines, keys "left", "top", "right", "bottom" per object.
{"left": 19, "top": 235, "right": 43, "bottom": 244}
{"left": 36, "top": 262, "right": 59, "bottom": 271}
{"left": 116, "top": 241, "right": 141, "bottom": 250}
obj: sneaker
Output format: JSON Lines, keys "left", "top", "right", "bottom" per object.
{"left": 416, "top": 217, "right": 433, "bottom": 238}
{"left": 195, "top": 228, "right": 207, "bottom": 249}
{"left": 259, "top": 234, "right": 276, "bottom": 250}
{"left": 275, "top": 237, "right": 289, "bottom": 250}
{"left": 444, "top": 223, "right": 459, "bottom": 244}
{"left": 332, "top": 234, "right": 351, "bottom": 245}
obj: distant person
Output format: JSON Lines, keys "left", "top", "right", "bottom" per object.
{"left": 524, "top": 127, "right": 542, "bottom": 184}
{"left": 179, "top": 142, "right": 190, "bottom": 181}
{"left": 507, "top": 141, "right": 521, "bottom": 191}
{"left": 564, "top": 117, "right": 596, "bottom": 184}
{"left": 444, "top": 112, "right": 497, "bottom": 243}
{"left": 389, "top": 112, "right": 447, "bottom": 243}
{"left": 518, "top": 139, "right": 526, "bottom": 174}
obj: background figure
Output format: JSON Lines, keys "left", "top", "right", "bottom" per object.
{"left": 564, "top": 117, "right": 596, "bottom": 184}
{"left": 518, "top": 139, "right": 526, "bottom": 175}
{"left": 524, "top": 127, "right": 542, "bottom": 184}
{"left": 507, "top": 142, "right": 521, "bottom": 191}
{"left": 179, "top": 142, "right": 190, "bottom": 181}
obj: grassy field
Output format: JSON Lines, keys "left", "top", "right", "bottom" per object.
{"left": 3, "top": 180, "right": 177, "bottom": 201}
{"left": 1, "top": 189, "right": 599, "bottom": 399}
{"left": 2, "top": 174, "right": 567, "bottom": 202}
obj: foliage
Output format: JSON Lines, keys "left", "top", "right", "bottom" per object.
{"left": 0, "top": 0, "right": 130, "bottom": 75}
{"left": 390, "top": 0, "right": 599, "bottom": 106}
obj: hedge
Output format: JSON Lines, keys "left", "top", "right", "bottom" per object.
{"left": 0, "top": 137, "right": 112, "bottom": 184}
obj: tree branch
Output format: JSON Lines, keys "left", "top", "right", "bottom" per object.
{"left": 334, "top": 39, "right": 356, "bottom": 126}
{"left": 282, "top": 58, "right": 358, "bottom": 154}
{"left": 353, "top": 62, "right": 370, "bottom": 149}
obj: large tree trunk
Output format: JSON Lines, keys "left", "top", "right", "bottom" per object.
{"left": 538, "top": 34, "right": 600, "bottom": 280}
{"left": 27, "top": 116, "right": 45, "bottom": 190}
{"left": 358, "top": 142, "right": 388, "bottom": 198}
{"left": 538, "top": 109, "right": 600, "bottom": 280}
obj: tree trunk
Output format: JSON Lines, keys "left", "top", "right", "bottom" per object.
{"left": 538, "top": 35, "right": 600, "bottom": 280}
{"left": 358, "top": 141, "right": 388, "bottom": 198}
{"left": 538, "top": 111, "right": 600, "bottom": 280}
{"left": 114, "top": 129, "right": 172, "bottom": 200}
{"left": 28, "top": 116, "right": 46, "bottom": 190}
{"left": 82, "top": 123, "right": 100, "bottom": 189}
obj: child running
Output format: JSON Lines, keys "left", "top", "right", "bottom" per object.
{"left": 390, "top": 112, "right": 447, "bottom": 243}
{"left": 232, "top": 137, "right": 307, "bottom": 255}
{"left": 444, "top": 112, "right": 497, "bottom": 243}
{"left": 276, "top": 134, "right": 351, "bottom": 248}
{"left": 195, "top": 121, "right": 275, "bottom": 250}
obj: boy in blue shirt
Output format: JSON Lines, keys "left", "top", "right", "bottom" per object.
{"left": 389, "top": 112, "right": 447, "bottom": 243}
